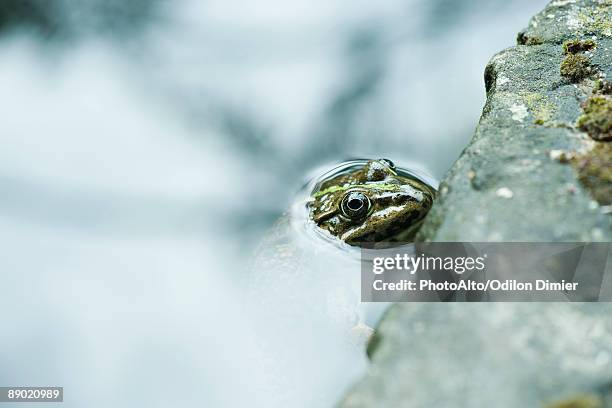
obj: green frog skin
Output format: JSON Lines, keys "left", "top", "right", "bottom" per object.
{"left": 308, "top": 159, "right": 435, "bottom": 245}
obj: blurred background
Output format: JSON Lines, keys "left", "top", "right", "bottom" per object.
{"left": 0, "top": 0, "right": 547, "bottom": 407}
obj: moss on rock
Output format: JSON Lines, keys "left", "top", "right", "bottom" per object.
{"left": 517, "top": 31, "right": 543, "bottom": 45}
{"left": 593, "top": 79, "right": 612, "bottom": 95}
{"left": 545, "top": 394, "right": 603, "bottom": 408}
{"left": 560, "top": 54, "right": 592, "bottom": 82}
{"left": 577, "top": 96, "right": 612, "bottom": 141}
{"left": 571, "top": 143, "right": 612, "bottom": 206}
{"left": 563, "top": 39, "right": 596, "bottom": 54}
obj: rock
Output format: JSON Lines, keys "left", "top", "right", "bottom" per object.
{"left": 340, "top": 304, "right": 612, "bottom": 408}
{"left": 416, "top": 0, "right": 611, "bottom": 242}
{"left": 338, "top": 1, "right": 612, "bottom": 407}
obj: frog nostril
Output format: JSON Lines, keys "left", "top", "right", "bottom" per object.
{"left": 379, "top": 158, "right": 395, "bottom": 169}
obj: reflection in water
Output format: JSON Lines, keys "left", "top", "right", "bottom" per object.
{"left": 0, "top": 0, "right": 160, "bottom": 38}
{"left": 0, "top": 0, "right": 547, "bottom": 407}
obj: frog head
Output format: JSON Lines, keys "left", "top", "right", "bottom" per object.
{"left": 308, "top": 159, "right": 435, "bottom": 246}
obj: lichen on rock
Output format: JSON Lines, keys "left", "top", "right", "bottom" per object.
{"left": 520, "top": 91, "right": 557, "bottom": 125}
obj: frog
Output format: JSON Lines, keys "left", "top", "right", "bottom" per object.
{"left": 245, "top": 159, "right": 437, "bottom": 395}
{"left": 307, "top": 159, "right": 435, "bottom": 245}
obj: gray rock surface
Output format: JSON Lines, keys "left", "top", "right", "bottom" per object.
{"left": 341, "top": 304, "right": 612, "bottom": 408}
{"left": 417, "top": 0, "right": 611, "bottom": 242}
{"left": 339, "top": 1, "right": 612, "bottom": 407}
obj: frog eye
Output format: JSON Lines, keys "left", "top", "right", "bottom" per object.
{"left": 341, "top": 192, "right": 371, "bottom": 220}
{"left": 379, "top": 158, "right": 395, "bottom": 169}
